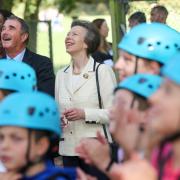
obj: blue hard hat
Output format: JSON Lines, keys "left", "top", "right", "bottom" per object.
{"left": 118, "top": 23, "right": 180, "bottom": 65}
{"left": 0, "top": 92, "right": 61, "bottom": 137}
{"left": 116, "top": 74, "right": 162, "bottom": 98}
{"left": 0, "top": 59, "right": 37, "bottom": 92}
{"left": 161, "top": 52, "right": 180, "bottom": 85}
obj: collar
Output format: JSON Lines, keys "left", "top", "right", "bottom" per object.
{"left": 6, "top": 48, "right": 26, "bottom": 62}
{"left": 63, "top": 56, "right": 96, "bottom": 73}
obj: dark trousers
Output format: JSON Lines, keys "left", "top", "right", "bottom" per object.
{"left": 62, "top": 156, "right": 109, "bottom": 180}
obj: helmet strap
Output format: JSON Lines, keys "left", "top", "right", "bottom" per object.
{"left": 134, "top": 56, "right": 139, "bottom": 74}
{"left": 18, "top": 129, "right": 44, "bottom": 175}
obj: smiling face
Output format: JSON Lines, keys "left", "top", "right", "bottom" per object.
{"left": 0, "top": 126, "right": 49, "bottom": 173}
{"left": 1, "top": 19, "right": 28, "bottom": 54}
{"left": 65, "top": 25, "right": 88, "bottom": 56}
{"left": 0, "top": 127, "right": 28, "bottom": 172}
{"left": 150, "top": 8, "right": 167, "bottom": 24}
{"left": 99, "top": 21, "right": 109, "bottom": 38}
{"left": 147, "top": 79, "right": 180, "bottom": 143}
{"left": 115, "top": 50, "right": 160, "bottom": 81}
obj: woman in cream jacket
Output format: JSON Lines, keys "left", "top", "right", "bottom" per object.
{"left": 55, "top": 20, "right": 116, "bottom": 178}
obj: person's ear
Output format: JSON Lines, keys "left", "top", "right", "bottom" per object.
{"left": 127, "top": 100, "right": 139, "bottom": 123}
{"left": 83, "top": 42, "right": 88, "bottom": 49}
{"left": 148, "top": 61, "right": 160, "bottom": 74}
{"left": 21, "top": 33, "right": 28, "bottom": 44}
{"left": 36, "top": 137, "right": 50, "bottom": 156}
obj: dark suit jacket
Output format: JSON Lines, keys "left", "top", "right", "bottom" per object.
{"left": 23, "top": 49, "right": 55, "bottom": 97}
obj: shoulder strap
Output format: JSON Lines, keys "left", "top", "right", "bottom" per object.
{"left": 95, "top": 62, "right": 108, "bottom": 140}
{"left": 63, "top": 65, "right": 70, "bottom": 73}
{"left": 95, "top": 63, "right": 102, "bottom": 109}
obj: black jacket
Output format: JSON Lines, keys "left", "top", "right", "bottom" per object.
{"left": 22, "top": 49, "right": 55, "bottom": 97}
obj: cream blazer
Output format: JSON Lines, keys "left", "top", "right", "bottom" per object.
{"left": 55, "top": 57, "right": 117, "bottom": 156}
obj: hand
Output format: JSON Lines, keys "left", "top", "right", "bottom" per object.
{"left": 0, "top": 172, "right": 22, "bottom": 180}
{"left": 61, "top": 116, "right": 68, "bottom": 129}
{"left": 63, "top": 108, "right": 85, "bottom": 121}
{"left": 77, "top": 168, "right": 97, "bottom": 180}
{"left": 108, "top": 155, "right": 157, "bottom": 180}
{"left": 76, "top": 131, "right": 111, "bottom": 172}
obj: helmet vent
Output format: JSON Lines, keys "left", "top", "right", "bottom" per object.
{"left": 174, "top": 43, "right": 178, "bottom": 48}
{"left": 27, "top": 74, "right": 31, "bottom": 77}
{"left": 21, "top": 76, "right": 25, "bottom": 79}
{"left": 148, "top": 84, "right": 153, "bottom": 89}
{"left": 13, "top": 73, "right": 17, "bottom": 77}
{"left": 147, "top": 44, "right": 154, "bottom": 51}
{"left": 165, "top": 45, "right": 170, "bottom": 49}
{"left": 5, "top": 75, "right": 10, "bottom": 79}
{"left": 39, "top": 112, "right": 44, "bottom": 117}
{"left": 157, "top": 42, "right": 161, "bottom": 45}
{"left": 137, "top": 37, "right": 145, "bottom": 45}
{"left": 28, "top": 107, "right": 35, "bottom": 116}
{"left": 138, "top": 78, "right": 147, "bottom": 83}
{"left": 45, "top": 108, "right": 50, "bottom": 113}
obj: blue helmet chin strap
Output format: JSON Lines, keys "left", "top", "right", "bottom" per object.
{"left": 18, "top": 129, "right": 44, "bottom": 174}
{"left": 130, "top": 56, "right": 139, "bottom": 109}
{"left": 134, "top": 56, "right": 139, "bottom": 74}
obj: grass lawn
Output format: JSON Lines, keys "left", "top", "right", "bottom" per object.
{"left": 37, "top": 15, "right": 112, "bottom": 73}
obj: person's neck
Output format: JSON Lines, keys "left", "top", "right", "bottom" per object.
{"left": 5, "top": 47, "right": 26, "bottom": 58}
{"left": 72, "top": 52, "right": 89, "bottom": 74}
{"left": 25, "top": 161, "right": 46, "bottom": 177}
{"left": 172, "top": 139, "right": 180, "bottom": 169}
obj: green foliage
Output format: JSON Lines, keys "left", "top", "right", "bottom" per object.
{"left": 0, "top": 0, "right": 14, "bottom": 10}
{"left": 58, "top": 0, "right": 109, "bottom": 14}
{"left": 58, "top": 0, "right": 76, "bottom": 13}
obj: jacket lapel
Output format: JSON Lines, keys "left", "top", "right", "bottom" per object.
{"left": 22, "top": 48, "right": 33, "bottom": 66}
{"left": 72, "top": 57, "right": 95, "bottom": 94}
{"left": 63, "top": 64, "right": 73, "bottom": 95}
{"left": 63, "top": 57, "right": 95, "bottom": 95}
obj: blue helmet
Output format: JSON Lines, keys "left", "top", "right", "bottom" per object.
{"left": 118, "top": 23, "right": 180, "bottom": 65}
{"left": 0, "top": 59, "right": 37, "bottom": 92}
{"left": 0, "top": 92, "right": 61, "bottom": 137}
{"left": 116, "top": 74, "right": 162, "bottom": 98}
{"left": 161, "top": 52, "right": 180, "bottom": 85}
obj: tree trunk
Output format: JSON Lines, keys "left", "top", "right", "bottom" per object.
{"left": 24, "top": 0, "right": 42, "bottom": 53}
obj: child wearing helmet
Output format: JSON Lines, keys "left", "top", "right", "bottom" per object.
{"left": 0, "top": 60, "right": 37, "bottom": 100}
{"left": 0, "top": 92, "right": 77, "bottom": 179}
{"left": 147, "top": 52, "right": 180, "bottom": 179}
{"left": 76, "top": 73, "right": 162, "bottom": 178}
{"left": 115, "top": 22, "right": 180, "bottom": 81}
{"left": 0, "top": 60, "right": 37, "bottom": 173}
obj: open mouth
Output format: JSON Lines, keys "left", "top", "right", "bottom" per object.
{"left": 66, "top": 41, "right": 74, "bottom": 47}
{"left": 2, "top": 36, "right": 12, "bottom": 42}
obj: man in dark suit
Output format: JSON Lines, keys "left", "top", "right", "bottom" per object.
{"left": 1, "top": 15, "right": 55, "bottom": 97}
